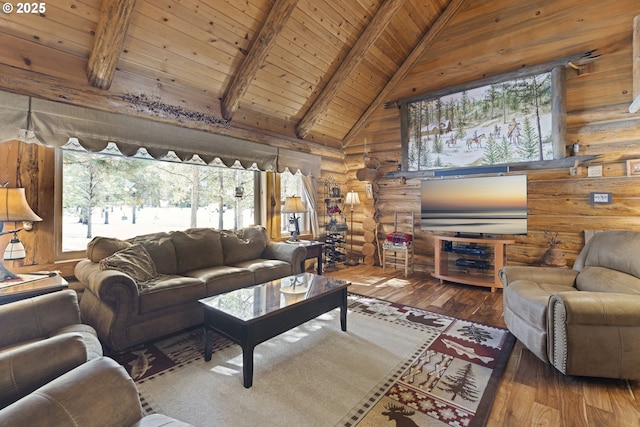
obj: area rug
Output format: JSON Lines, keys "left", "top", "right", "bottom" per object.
{"left": 114, "top": 294, "right": 514, "bottom": 427}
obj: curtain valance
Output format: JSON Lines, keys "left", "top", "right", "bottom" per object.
{"left": 1, "top": 91, "right": 320, "bottom": 176}
{"left": 0, "top": 92, "right": 29, "bottom": 143}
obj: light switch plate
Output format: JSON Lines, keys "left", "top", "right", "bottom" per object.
{"left": 588, "top": 165, "right": 603, "bottom": 177}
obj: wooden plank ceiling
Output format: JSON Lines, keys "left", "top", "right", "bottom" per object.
{"left": 0, "top": 0, "right": 459, "bottom": 152}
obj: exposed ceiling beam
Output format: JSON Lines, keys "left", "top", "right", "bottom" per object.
{"left": 342, "top": 0, "right": 467, "bottom": 148}
{"left": 220, "top": 0, "right": 298, "bottom": 121}
{"left": 295, "top": 0, "right": 407, "bottom": 139}
{"left": 87, "top": 0, "right": 138, "bottom": 90}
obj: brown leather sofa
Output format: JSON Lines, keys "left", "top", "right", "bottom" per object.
{"left": 0, "top": 290, "right": 103, "bottom": 408}
{"left": 500, "top": 230, "right": 640, "bottom": 380}
{"left": 74, "top": 225, "right": 307, "bottom": 353}
{"left": 0, "top": 356, "right": 191, "bottom": 426}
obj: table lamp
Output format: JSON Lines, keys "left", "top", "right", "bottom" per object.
{"left": 281, "top": 196, "right": 307, "bottom": 242}
{"left": 344, "top": 191, "right": 360, "bottom": 266}
{"left": 0, "top": 187, "right": 42, "bottom": 281}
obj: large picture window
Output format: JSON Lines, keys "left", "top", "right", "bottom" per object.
{"left": 402, "top": 70, "right": 557, "bottom": 171}
{"left": 59, "top": 146, "right": 258, "bottom": 256}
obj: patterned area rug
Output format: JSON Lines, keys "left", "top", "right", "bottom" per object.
{"left": 114, "top": 294, "right": 514, "bottom": 427}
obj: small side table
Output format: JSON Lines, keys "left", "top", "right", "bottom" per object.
{"left": 0, "top": 272, "right": 69, "bottom": 305}
{"left": 295, "top": 240, "right": 324, "bottom": 275}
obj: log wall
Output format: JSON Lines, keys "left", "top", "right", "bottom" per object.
{"left": 3, "top": 0, "right": 640, "bottom": 278}
{"left": 342, "top": 1, "right": 640, "bottom": 271}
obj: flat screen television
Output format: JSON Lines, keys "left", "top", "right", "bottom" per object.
{"left": 421, "top": 175, "right": 527, "bottom": 235}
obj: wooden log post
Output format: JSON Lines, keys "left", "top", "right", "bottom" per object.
{"left": 551, "top": 65, "right": 567, "bottom": 158}
{"left": 631, "top": 14, "right": 640, "bottom": 113}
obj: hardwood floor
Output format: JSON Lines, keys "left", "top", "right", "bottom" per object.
{"left": 323, "top": 264, "right": 640, "bottom": 427}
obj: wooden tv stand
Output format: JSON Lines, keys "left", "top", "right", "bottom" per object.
{"left": 431, "top": 235, "right": 514, "bottom": 292}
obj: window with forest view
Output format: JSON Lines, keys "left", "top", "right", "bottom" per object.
{"left": 404, "top": 71, "right": 553, "bottom": 171}
{"left": 61, "top": 147, "right": 258, "bottom": 254}
{"left": 280, "top": 172, "right": 309, "bottom": 235}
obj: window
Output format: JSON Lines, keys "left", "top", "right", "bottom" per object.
{"left": 58, "top": 147, "right": 258, "bottom": 258}
{"left": 280, "top": 172, "right": 309, "bottom": 236}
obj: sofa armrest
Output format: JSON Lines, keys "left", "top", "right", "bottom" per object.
{"left": 262, "top": 242, "right": 307, "bottom": 274}
{"left": 550, "top": 292, "right": 640, "bottom": 326}
{"left": 75, "top": 259, "right": 140, "bottom": 307}
{"left": 548, "top": 292, "right": 640, "bottom": 379}
{"left": 0, "top": 333, "right": 88, "bottom": 408}
{"left": 0, "top": 290, "right": 81, "bottom": 348}
{"left": 0, "top": 357, "right": 145, "bottom": 427}
{"left": 75, "top": 259, "right": 142, "bottom": 352}
{"left": 499, "top": 266, "right": 578, "bottom": 288}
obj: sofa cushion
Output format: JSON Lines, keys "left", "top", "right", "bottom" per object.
{"left": 172, "top": 229, "right": 224, "bottom": 273}
{"left": 86, "top": 237, "right": 132, "bottom": 262}
{"left": 137, "top": 275, "right": 206, "bottom": 314}
{"left": 185, "top": 266, "right": 256, "bottom": 296}
{"left": 221, "top": 226, "right": 268, "bottom": 265}
{"left": 232, "top": 259, "right": 291, "bottom": 284}
{"left": 129, "top": 233, "right": 178, "bottom": 275}
{"left": 99, "top": 244, "right": 159, "bottom": 285}
{"left": 576, "top": 266, "right": 640, "bottom": 295}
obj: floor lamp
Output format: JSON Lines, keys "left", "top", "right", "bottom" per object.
{"left": 344, "top": 191, "right": 360, "bottom": 266}
{"left": 0, "top": 187, "right": 42, "bottom": 281}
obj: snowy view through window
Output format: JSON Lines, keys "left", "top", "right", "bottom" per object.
{"left": 62, "top": 149, "right": 257, "bottom": 252}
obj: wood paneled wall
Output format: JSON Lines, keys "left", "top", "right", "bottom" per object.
{"left": 0, "top": 142, "right": 61, "bottom": 273}
{"left": 3, "top": 1, "right": 640, "bottom": 278}
{"left": 339, "top": 1, "right": 640, "bottom": 271}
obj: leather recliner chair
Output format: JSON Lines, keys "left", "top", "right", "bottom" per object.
{"left": 0, "top": 356, "right": 192, "bottom": 426}
{"left": 0, "top": 289, "right": 103, "bottom": 407}
{"left": 499, "top": 230, "right": 640, "bottom": 380}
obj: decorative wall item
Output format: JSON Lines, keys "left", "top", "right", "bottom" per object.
{"left": 402, "top": 70, "right": 556, "bottom": 171}
{"left": 365, "top": 184, "right": 373, "bottom": 199}
{"left": 626, "top": 159, "right": 640, "bottom": 176}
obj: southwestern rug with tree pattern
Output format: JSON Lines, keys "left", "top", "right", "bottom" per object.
{"left": 114, "top": 295, "right": 514, "bottom": 427}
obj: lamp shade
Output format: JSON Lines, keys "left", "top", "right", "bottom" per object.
{"left": 344, "top": 191, "right": 361, "bottom": 206}
{"left": 0, "top": 188, "right": 42, "bottom": 222}
{"left": 282, "top": 196, "right": 307, "bottom": 213}
{"left": 4, "top": 236, "right": 25, "bottom": 260}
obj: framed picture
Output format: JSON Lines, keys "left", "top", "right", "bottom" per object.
{"left": 365, "top": 183, "right": 374, "bottom": 200}
{"left": 401, "top": 68, "right": 558, "bottom": 172}
{"left": 627, "top": 159, "right": 640, "bottom": 176}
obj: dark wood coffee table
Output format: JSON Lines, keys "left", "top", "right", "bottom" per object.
{"left": 199, "top": 273, "right": 350, "bottom": 388}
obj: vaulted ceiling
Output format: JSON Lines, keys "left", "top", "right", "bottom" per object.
{"left": 0, "top": 0, "right": 464, "bottom": 155}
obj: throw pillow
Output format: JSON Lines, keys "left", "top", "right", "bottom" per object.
{"left": 87, "top": 237, "right": 132, "bottom": 262}
{"left": 99, "top": 244, "right": 159, "bottom": 286}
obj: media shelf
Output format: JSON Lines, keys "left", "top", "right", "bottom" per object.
{"left": 432, "top": 235, "right": 514, "bottom": 292}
